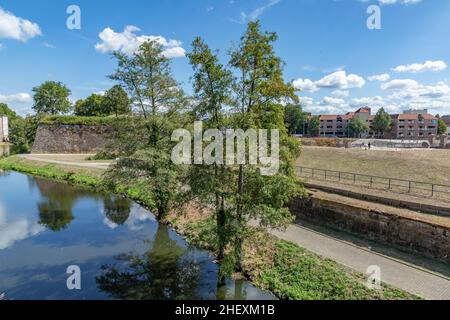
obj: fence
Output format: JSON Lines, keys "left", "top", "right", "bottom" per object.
{"left": 297, "top": 166, "right": 450, "bottom": 202}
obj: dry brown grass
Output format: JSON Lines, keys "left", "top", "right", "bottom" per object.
{"left": 298, "top": 146, "right": 450, "bottom": 185}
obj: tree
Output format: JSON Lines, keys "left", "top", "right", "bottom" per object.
{"left": 32, "top": 81, "right": 71, "bottom": 115}
{"left": 0, "top": 103, "right": 29, "bottom": 153}
{"left": 101, "top": 85, "right": 131, "bottom": 116}
{"left": 438, "top": 118, "right": 447, "bottom": 136}
{"left": 347, "top": 117, "right": 369, "bottom": 138}
{"left": 74, "top": 94, "right": 105, "bottom": 116}
{"left": 372, "top": 108, "right": 392, "bottom": 138}
{"left": 185, "top": 36, "right": 234, "bottom": 263}
{"left": 227, "top": 21, "right": 304, "bottom": 271}
{"left": 307, "top": 116, "right": 320, "bottom": 137}
{"left": 105, "top": 40, "right": 187, "bottom": 220}
{"left": 284, "top": 104, "right": 308, "bottom": 135}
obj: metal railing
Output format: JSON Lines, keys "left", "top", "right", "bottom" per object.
{"left": 297, "top": 166, "right": 450, "bottom": 201}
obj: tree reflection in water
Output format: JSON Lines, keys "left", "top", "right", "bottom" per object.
{"left": 103, "top": 196, "right": 131, "bottom": 225}
{"left": 35, "top": 178, "right": 82, "bottom": 231}
{"left": 96, "top": 223, "right": 203, "bottom": 300}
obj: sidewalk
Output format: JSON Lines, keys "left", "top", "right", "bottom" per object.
{"left": 269, "top": 222, "right": 450, "bottom": 300}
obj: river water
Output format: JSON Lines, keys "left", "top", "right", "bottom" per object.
{"left": 0, "top": 171, "right": 275, "bottom": 300}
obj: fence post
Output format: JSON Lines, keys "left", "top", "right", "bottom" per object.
{"left": 388, "top": 179, "right": 391, "bottom": 190}
{"left": 338, "top": 171, "right": 341, "bottom": 182}
{"left": 353, "top": 174, "right": 356, "bottom": 184}
{"left": 431, "top": 184, "right": 434, "bottom": 197}
{"left": 325, "top": 170, "right": 327, "bottom": 180}
{"left": 370, "top": 176, "right": 373, "bottom": 187}
{"left": 408, "top": 181, "right": 411, "bottom": 193}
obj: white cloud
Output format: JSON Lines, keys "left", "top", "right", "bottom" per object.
{"left": 331, "top": 90, "right": 349, "bottom": 97}
{"left": 230, "top": 0, "right": 281, "bottom": 24}
{"left": 367, "top": 73, "right": 390, "bottom": 82}
{"left": 378, "top": 0, "right": 422, "bottom": 5}
{"left": 0, "top": 7, "right": 42, "bottom": 42}
{"left": 393, "top": 60, "right": 447, "bottom": 73}
{"left": 292, "top": 78, "right": 318, "bottom": 92}
{"left": 381, "top": 79, "right": 419, "bottom": 90}
{"left": 0, "top": 93, "right": 32, "bottom": 103}
{"left": 322, "top": 96, "right": 345, "bottom": 105}
{"left": 293, "top": 71, "right": 365, "bottom": 92}
{"left": 95, "top": 25, "right": 185, "bottom": 58}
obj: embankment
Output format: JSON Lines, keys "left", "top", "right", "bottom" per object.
{"left": 32, "top": 123, "right": 113, "bottom": 154}
{"left": 290, "top": 190, "right": 450, "bottom": 263}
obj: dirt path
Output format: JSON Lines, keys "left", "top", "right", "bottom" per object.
{"left": 19, "top": 154, "right": 113, "bottom": 170}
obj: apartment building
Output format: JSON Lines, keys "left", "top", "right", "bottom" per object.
{"left": 317, "top": 107, "right": 438, "bottom": 139}
{"left": 388, "top": 112, "right": 438, "bottom": 139}
{"left": 319, "top": 107, "right": 373, "bottom": 137}
{"left": 0, "top": 116, "right": 8, "bottom": 142}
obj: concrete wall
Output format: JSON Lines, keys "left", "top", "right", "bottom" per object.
{"left": 0, "top": 116, "right": 8, "bottom": 142}
{"left": 290, "top": 194, "right": 450, "bottom": 263}
{"left": 32, "top": 124, "right": 114, "bottom": 154}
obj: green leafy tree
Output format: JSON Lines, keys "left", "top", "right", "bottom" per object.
{"left": 285, "top": 104, "right": 308, "bottom": 135}
{"left": 438, "top": 118, "right": 447, "bottom": 135}
{"left": 185, "top": 36, "right": 234, "bottom": 262}
{"left": 105, "top": 40, "right": 187, "bottom": 220}
{"left": 0, "top": 103, "right": 29, "bottom": 153}
{"left": 101, "top": 85, "right": 131, "bottom": 116}
{"left": 372, "top": 108, "right": 392, "bottom": 138}
{"left": 307, "top": 115, "right": 320, "bottom": 137}
{"left": 74, "top": 94, "right": 105, "bottom": 116}
{"left": 227, "top": 21, "right": 304, "bottom": 271}
{"left": 347, "top": 117, "right": 369, "bottom": 138}
{"left": 32, "top": 81, "right": 72, "bottom": 115}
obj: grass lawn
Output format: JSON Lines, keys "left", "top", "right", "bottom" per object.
{"left": 297, "top": 146, "right": 450, "bottom": 185}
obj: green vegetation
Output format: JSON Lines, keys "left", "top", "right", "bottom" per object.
{"left": 178, "top": 211, "right": 418, "bottom": 300}
{"left": 32, "top": 81, "right": 72, "bottom": 115}
{"left": 39, "top": 115, "right": 125, "bottom": 126}
{"left": 347, "top": 117, "right": 369, "bottom": 138}
{"left": 372, "top": 108, "right": 392, "bottom": 138}
{"left": 0, "top": 156, "right": 418, "bottom": 300}
{"left": 74, "top": 94, "right": 106, "bottom": 117}
{"left": 74, "top": 86, "right": 131, "bottom": 117}
{"left": 438, "top": 118, "right": 448, "bottom": 135}
{"left": 0, "top": 103, "right": 30, "bottom": 153}
{"left": 307, "top": 116, "right": 320, "bottom": 137}
{"left": 284, "top": 104, "right": 309, "bottom": 135}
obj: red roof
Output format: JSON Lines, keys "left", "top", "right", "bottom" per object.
{"left": 319, "top": 115, "right": 338, "bottom": 121}
{"left": 395, "top": 114, "right": 436, "bottom": 120}
{"left": 442, "top": 116, "right": 450, "bottom": 126}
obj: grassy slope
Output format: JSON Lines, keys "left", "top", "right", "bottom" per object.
{"left": 298, "top": 146, "right": 450, "bottom": 185}
{"left": 0, "top": 156, "right": 419, "bottom": 300}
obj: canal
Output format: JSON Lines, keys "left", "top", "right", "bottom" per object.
{"left": 0, "top": 171, "right": 275, "bottom": 300}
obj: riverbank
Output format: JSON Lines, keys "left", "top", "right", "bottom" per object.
{"left": 0, "top": 155, "right": 418, "bottom": 300}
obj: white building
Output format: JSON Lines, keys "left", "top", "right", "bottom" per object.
{"left": 0, "top": 116, "right": 9, "bottom": 142}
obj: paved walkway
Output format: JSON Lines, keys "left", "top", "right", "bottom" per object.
{"left": 19, "top": 154, "right": 113, "bottom": 170}
{"left": 269, "top": 223, "right": 450, "bottom": 300}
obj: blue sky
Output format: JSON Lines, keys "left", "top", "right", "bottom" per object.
{"left": 0, "top": 0, "right": 449, "bottom": 116}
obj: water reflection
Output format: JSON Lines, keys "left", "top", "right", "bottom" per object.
{"left": 96, "top": 224, "right": 201, "bottom": 300}
{"left": 0, "top": 172, "right": 274, "bottom": 300}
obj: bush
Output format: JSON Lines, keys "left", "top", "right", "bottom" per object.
{"left": 39, "top": 115, "right": 129, "bottom": 126}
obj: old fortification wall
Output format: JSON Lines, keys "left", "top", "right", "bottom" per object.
{"left": 32, "top": 124, "right": 114, "bottom": 154}
{"left": 290, "top": 192, "right": 450, "bottom": 263}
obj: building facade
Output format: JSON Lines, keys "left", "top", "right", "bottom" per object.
{"left": 388, "top": 113, "right": 438, "bottom": 139}
{"left": 319, "top": 107, "right": 373, "bottom": 137}
{"left": 0, "top": 116, "right": 9, "bottom": 142}
{"left": 317, "top": 107, "right": 438, "bottom": 139}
